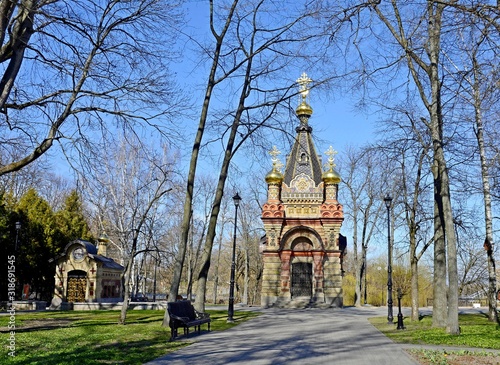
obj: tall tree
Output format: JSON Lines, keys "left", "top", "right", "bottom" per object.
{"left": 55, "top": 190, "right": 93, "bottom": 242}
{"left": 338, "top": 146, "right": 385, "bottom": 307}
{"left": 375, "top": 1, "right": 460, "bottom": 333}
{"left": 0, "top": 0, "right": 184, "bottom": 175}
{"left": 329, "top": 1, "right": 461, "bottom": 333}
{"left": 378, "top": 110, "right": 434, "bottom": 321}
{"left": 451, "top": 20, "right": 499, "bottom": 323}
{"left": 80, "top": 137, "right": 178, "bottom": 324}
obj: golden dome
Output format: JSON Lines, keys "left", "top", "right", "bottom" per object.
{"left": 265, "top": 167, "right": 284, "bottom": 184}
{"left": 322, "top": 168, "right": 341, "bottom": 184}
{"left": 296, "top": 101, "right": 313, "bottom": 116}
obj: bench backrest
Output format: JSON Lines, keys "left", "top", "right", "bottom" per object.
{"left": 167, "top": 300, "right": 196, "bottom": 320}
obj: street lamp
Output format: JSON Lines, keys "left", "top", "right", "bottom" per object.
{"left": 384, "top": 194, "right": 393, "bottom": 324}
{"left": 227, "top": 192, "right": 241, "bottom": 323}
{"left": 15, "top": 221, "right": 21, "bottom": 252}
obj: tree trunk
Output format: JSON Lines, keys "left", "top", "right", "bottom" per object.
{"left": 355, "top": 245, "right": 366, "bottom": 307}
{"left": 119, "top": 258, "right": 133, "bottom": 324}
{"left": 242, "top": 248, "right": 249, "bottom": 305}
{"left": 429, "top": 5, "right": 459, "bottom": 334}
{"left": 351, "top": 204, "right": 360, "bottom": 307}
{"left": 119, "top": 238, "right": 138, "bottom": 325}
{"left": 410, "top": 235, "right": 420, "bottom": 322}
{"left": 164, "top": 0, "right": 236, "bottom": 326}
{"left": 212, "top": 227, "right": 224, "bottom": 304}
{"left": 194, "top": 110, "right": 242, "bottom": 313}
{"left": 471, "top": 55, "right": 499, "bottom": 324}
{"left": 426, "top": 2, "right": 458, "bottom": 334}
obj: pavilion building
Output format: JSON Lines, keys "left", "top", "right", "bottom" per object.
{"left": 51, "top": 236, "right": 124, "bottom": 307}
{"left": 260, "top": 73, "right": 346, "bottom": 308}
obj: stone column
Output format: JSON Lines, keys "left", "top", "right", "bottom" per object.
{"left": 261, "top": 252, "right": 281, "bottom": 307}
{"left": 313, "top": 251, "right": 325, "bottom": 302}
{"left": 323, "top": 252, "right": 343, "bottom": 307}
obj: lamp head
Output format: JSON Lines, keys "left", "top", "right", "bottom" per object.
{"left": 384, "top": 194, "right": 392, "bottom": 209}
{"left": 233, "top": 192, "right": 242, "bottom": 207}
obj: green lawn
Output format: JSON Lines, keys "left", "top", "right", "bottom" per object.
{"left": 369, "top": 313, "right": 500, "bottom": 349}
{"left": 0, "top": 309, "right": 260, "bottom": 365}
{"left": 369, "top": 313, "right": 500, "bottom": 364}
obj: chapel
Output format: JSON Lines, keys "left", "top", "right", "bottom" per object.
{"left": 260, "top": 73, "right": 346, "bottom": 308}
{"left": 51, "top": 236, "right": 124, "bottom": 306}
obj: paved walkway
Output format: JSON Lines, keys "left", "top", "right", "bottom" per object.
{"left": 145, "top": 306, "right": 420, "bottom": 365}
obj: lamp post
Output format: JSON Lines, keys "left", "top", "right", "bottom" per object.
{"left": 15, "top": 221, "right": 21, "bottom": 252}
{"left": 397, "top": 288, "right": 405, "bottom": 330}
{"left": 384, "top": 194, "right": 393, "bottom": 324}
{"left": 227, "top": 192, "right": 241, "bottom": 323}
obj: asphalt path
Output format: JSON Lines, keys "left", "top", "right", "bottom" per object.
{"left": 145, "top": 306, "right": 420, "bottom": 365}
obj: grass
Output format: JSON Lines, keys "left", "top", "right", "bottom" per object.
{"left": 369, "top": 313, "right": 500, "bottom": 364}
{"left": 369, "top": 314, "right": 500, "bottom": 348}
{"left": 0, "top": 309, "right": 260, "bottom": 365}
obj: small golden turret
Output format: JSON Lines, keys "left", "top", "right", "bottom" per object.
{"left": 265, "top": 145, "right": 284, "bottom": 184}
{"left": 322, "top": 146, "right": 341, "bottom": 184}
{"left": 265, "top": 166, "right": 284, "bottom": 184}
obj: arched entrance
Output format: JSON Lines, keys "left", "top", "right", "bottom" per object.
{"left": 67, "top": 270, "right": 87, "bottom": 302}
{"left": 290, "top": 237, "right": 314, "bottom": 300}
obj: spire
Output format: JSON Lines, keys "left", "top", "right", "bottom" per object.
{"left": 283, "top": 73, "right": 322, "bottom": 185}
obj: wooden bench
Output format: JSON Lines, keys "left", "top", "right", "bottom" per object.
{"left": 167, "top": 300, "right": 211, "bottom": 340}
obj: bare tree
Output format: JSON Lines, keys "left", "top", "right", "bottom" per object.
{"left": 378, "top": 110, "right": 434, "bottom": 321}
{"left": 338, "top": 146, "right": 386, "bottom": 307}
{"left": 327, "top": 1, "right": 461, "bottom": 333}
{"left": 237, "top": 195, "right": 264, "bottom": 306}
{"left": 212, "top": 198, "right": 230, "bottom": 305}
{"left": 80, "top": 136, "right": 178, "bottom": 324}
{"left": 0, "top": 0, "right": 184, "bottom": 175}
{"left": 448, "top": 21, "right": 500, "bottom": 323}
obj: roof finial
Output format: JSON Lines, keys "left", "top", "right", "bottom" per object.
{"left": 296, "top": 72, "right": 312, "bottom": 104}
{"left": 322, "top": 146, "right": 341, "bottom": 184}
{"left": 269, "top": 146, "right": 284, "bottom": 172}
{"left": 295, "top": 73, "right": 313, "bottom": 118}
{"left": 324, "top": 146, "right": 338, "bottom": 170}
{"left": 265, "top": 146, "right": 284, "bottom": 184}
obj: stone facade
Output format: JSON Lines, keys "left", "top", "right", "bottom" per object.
{"left": 51, "top": 238, "right": 124, "bottom": 307}
{"left": 260, "top": 73, "right": 346, "bottom": 308}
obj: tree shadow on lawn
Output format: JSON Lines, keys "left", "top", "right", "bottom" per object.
{"left": 12, "top": 338, "right": 186, "bottom": 365}
{"left": 2, "top": 315, "right": 164, "bottom": 333}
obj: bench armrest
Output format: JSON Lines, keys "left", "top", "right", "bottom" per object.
{"left": 170, "top": 314, "right": 190, "bottom": 323}
{"left": 194, "top": 310, "right": 210, "bottom": 320}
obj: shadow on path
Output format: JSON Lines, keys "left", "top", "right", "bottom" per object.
{"left": 145, "top": 306, "right": 420, "bottom": 365}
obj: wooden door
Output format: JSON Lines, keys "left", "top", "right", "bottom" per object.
{"left": 67, "top": 274, "right": 86, "bottom": 302}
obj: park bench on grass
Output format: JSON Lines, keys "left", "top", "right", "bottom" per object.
{"left": 167, "top": 300, "right": 211, "bottom": 340}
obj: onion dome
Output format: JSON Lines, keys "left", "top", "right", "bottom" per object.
{"left": 296, "top": 101, "right": 313, "bottom": 117}
{"left": 322, "top": 167, "right": 341, "bottom": 184}
{"left": 265, "top": 166, "right": 284, "bottom": 184}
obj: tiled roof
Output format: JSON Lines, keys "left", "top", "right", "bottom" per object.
{"left": 283, "top": 124, "right": 323, "bottom": 186}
